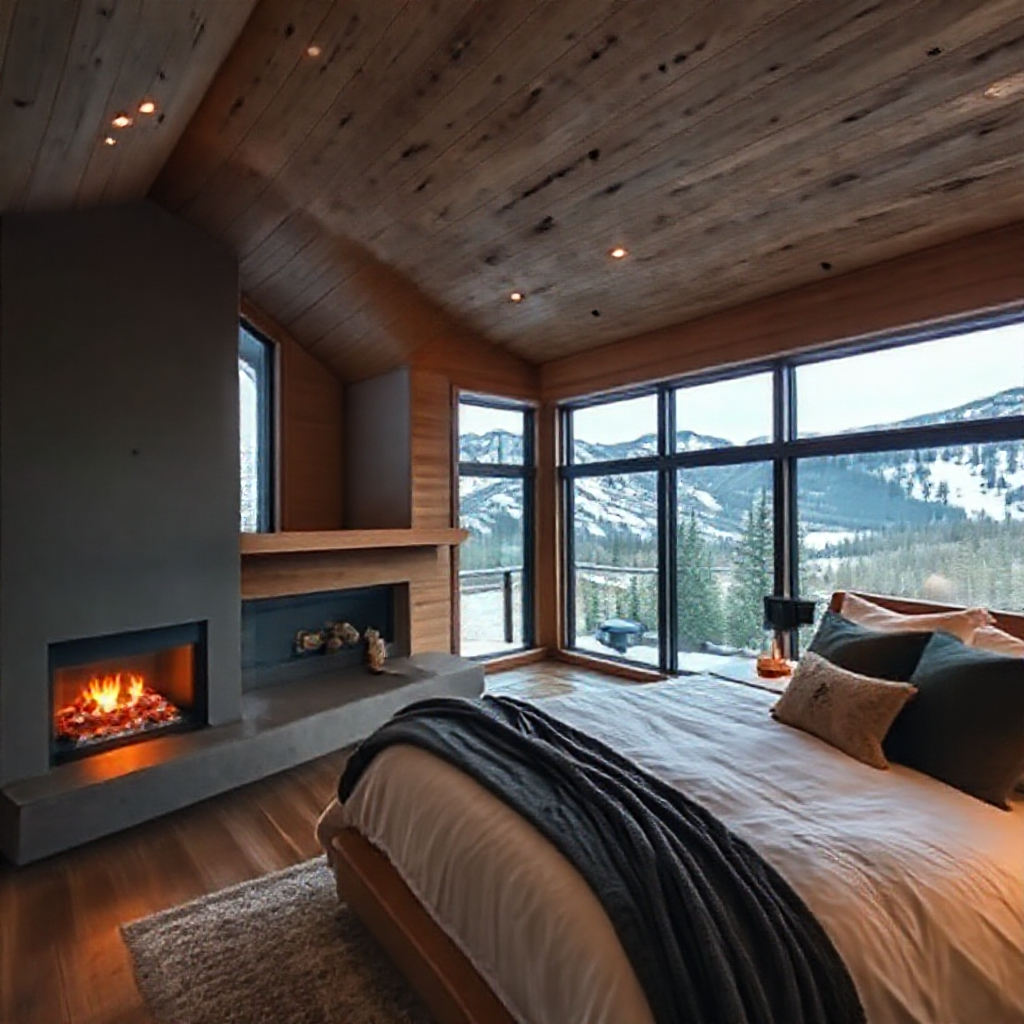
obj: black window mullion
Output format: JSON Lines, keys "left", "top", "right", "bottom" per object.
{"left": 522, "top": 407, "right": 536, "bottom": 649}
{"left": 661, "top": 387, "right": 678, "bottom": 674}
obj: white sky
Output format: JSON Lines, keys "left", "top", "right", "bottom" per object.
{"left": 570, "top": 322, "right": 1024, "bottom": 445}
{"left": 239, "top": 362, "right": 258, "bottom": 447}
{"left": 459, "top": 402, "right": 524, "bottom": 437}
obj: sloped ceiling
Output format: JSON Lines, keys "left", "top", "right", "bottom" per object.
{"left": 3, "top": 1, "right": 1023, "bottom": 381}
{"left": 0, "top": 0, "right": 257, "bottom": 211}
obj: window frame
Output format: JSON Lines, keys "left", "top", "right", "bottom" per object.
{"left": 239, "top": 319, "right": 276, "bottom": 534}
{"left": 456, "top": 393, "right": 537, "bottom": 659}
{"left": 560, "top": 309, "right": 1024, "bottom": 671}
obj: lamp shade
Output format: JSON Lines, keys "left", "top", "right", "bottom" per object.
{"left": 763, "top": 595, "right": 817, "bottom": 631}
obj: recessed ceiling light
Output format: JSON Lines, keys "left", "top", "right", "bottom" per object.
{"left": 509, "top": 291, "right": 524, "bottom": 303}
{"left": 138, "top": 100, "right": 156, "bottom": 115}
{"left": 103, "top": 136, "right": 117, "bottom": 146}
{"left": 306, "top": 45, "right": 322, "bottom": 57}
{"left": 610, "top": 246, "right": 629, "bottom": 259}
{"left": 111, "top": 113, "right": 133, "bottom": 128}
{"left": 984, "top": 72, "right": 1024, "bottom": 100}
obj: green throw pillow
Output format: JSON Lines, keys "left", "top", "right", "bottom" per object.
{"left": 884, "top": 631, "right": 1024, "bottom": 809}
{"left": 807, "top": 611, "right": 932, "bottom": 681}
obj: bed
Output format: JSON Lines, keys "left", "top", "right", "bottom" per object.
{"left": 317, "top": 594, "right": 1024, "bottom": 1024}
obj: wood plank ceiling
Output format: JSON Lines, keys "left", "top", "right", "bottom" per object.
{"left": 0, "top": 0, "right": 258, "bottom": 212}
{"left": 3, "top": 1, "right": 1023, "bottom": 380}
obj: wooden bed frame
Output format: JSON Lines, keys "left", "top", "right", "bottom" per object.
{"left": 334, "top": 592, "right": 1024, "bottom": 1024}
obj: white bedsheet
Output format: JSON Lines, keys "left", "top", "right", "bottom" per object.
{"left": 318, "top": 676, "right": 1024, "bottom": 1024}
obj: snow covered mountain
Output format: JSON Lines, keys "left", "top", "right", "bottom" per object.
{"left": 459, "top": 388, "right": 1024, "bottom": 546}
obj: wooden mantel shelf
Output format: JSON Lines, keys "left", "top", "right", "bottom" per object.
{"left": 240, "top": 528, "right": 469, "bottom": 556}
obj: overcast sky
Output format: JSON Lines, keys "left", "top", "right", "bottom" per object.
{"left": 568, "top": 320, "right": 1024, "bottom": 445}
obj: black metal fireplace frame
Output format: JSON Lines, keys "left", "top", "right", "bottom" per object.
{"left": 48, "top": 621, "right": 209, "bottom": 765}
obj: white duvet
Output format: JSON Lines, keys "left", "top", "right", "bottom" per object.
{"left": 318, "top": 676, "right": 1024, "bottom": 1024}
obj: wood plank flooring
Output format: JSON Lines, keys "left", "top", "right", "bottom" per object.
{"left": 0, "top": 662, "right": 627, "bottom": 1024}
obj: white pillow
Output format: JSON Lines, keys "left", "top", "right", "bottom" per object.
{"left": 969, "top": 624, "right": 1024, "bottom": 659}
{"left": 839, "top": 592, "right": 992, "bottom": 644}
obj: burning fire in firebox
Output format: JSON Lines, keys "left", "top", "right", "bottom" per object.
{"left": 55, "top": 672, "right": 183, "bottom": 748}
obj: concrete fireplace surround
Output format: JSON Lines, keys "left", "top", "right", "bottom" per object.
{"left": 0, "top": 203, "right": 482, "bottom": 864}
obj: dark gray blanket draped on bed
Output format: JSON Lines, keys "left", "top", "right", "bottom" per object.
{"left": 339, "top": 695, "right": 866, "bottom": 1024}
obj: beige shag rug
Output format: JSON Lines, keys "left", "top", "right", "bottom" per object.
{"left": 122, "top": 858, "right": 433, "bottom": 1024}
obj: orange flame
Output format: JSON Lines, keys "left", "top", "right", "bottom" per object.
{"left": 55, "top": 671, "right": 184, "bottom": 748}
{"left": 85, "top": 672, "right": 145, "bottom": 713}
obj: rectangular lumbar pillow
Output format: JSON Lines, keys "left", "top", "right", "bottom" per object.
{"left": 884, "top": 631, "right": 1024, "bottom": 809}
{"left": 772, "top": 652, "right": 917, "bottom": 769}
{"left": 808, "top": 610, "right": 933, "bottom": 681}
{"left": 839, "top": 592, "right": 992, "bottom": 644}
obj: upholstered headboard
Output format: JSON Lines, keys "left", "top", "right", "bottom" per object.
{"left": 829, "top": 591, "right": 1024, "bottom": 642}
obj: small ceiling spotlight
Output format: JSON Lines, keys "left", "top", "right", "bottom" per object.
{"left": 610, "top": 246, "right": 629, "bottom": 259}
{"left": 509, "top": 291, "right": 524, "bottom": 303}
{"left": 111, "top": 113, "right": 133, "bottom": 128}
{"left": 306, "top": 45, "right": 322, "bottom": 57}
{"left": 103, "top": 136, "right": 117, "bottom": 146}
{"left": 138, "top": 100, "right": 157, "bottom": 115}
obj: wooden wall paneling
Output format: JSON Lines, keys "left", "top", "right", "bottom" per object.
{"left": 540, "top": 222, "right": 1024, "bottom": 401}
{"left": 534, "top": 402, "right": 562, "bottom": 651}
{"left": 410, "top": 548, "right": 455, "bottom": 654}
{"left": 243, "top": 298, "right": 344, "bottom": 531}
{"left": 240, "top": 546, "right": 446, "bottom": 600}
{"left": 278, "top": 332, "right": 345, "bottom": 530}
{"left": 410, "top": 368, "right": 456, "bottom": 530}
{"left": 411, "top": 329, "right": 540, "bottom": 401}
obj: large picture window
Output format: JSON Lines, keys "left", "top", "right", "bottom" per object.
{"left": 562, "top": 315, "right": 1024, "bottom": 671}
{"left": 457, "top": 397, "right": 535, "bottom": 657}
{"left": 239, "top": 322, "right": 274, "bottom": 533}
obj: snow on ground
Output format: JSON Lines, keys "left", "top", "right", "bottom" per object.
{"left": 921, "top": 457, "right": 1024, "bottom": 519}
{"left": 460, "top": 589, "right": 522, "bottom": 655}
{"left": 573, "top": 634, "right": 660, "bottom": 668}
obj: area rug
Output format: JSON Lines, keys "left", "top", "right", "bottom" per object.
{"left": 122, "top": 857, "right": 433, "bottom": 1024}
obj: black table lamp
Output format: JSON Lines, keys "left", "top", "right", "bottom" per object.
{"left": 760, "top": 596, "right": 817, "bottom": 672}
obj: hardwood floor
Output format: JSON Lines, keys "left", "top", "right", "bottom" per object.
{"left": 0, "top": 662, "right": 629, "bottom": 1024}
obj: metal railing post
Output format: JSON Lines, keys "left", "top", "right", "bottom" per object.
{"left": 503, "top": 570, "right": 514, "bottom": 643}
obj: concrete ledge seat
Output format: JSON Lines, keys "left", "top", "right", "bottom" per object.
{"left": 0, "top": 653, "right": 484, "bottom": 865}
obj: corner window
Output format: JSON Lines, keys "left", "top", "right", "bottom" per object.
{"left": 457, "top": 397, "right": 535, "bottom": 657}
{"left": 560, "top": 313, "right": 1024, "bottom": 673}
{"left": 239, "top": 323, "right": 274, "bottom": 533}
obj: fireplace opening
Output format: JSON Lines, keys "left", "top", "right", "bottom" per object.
{"left": 50, "top": 622, "right": 208, "bottom": 764}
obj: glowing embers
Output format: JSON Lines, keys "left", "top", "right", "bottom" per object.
{"left": 54, "top": 671, "right": 183, "bottom": 750}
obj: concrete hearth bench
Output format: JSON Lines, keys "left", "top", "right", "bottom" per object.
{"left": 0, "top": 653, "right": 483, "bottom": 865}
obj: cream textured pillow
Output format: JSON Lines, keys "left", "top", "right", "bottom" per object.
{"left": 969, "top": 624, "right": 1024, "bottom": 659}
{"left": 772, "top": 651, "right": 918, "bottom": 769}
{"left": 840, "top": 592, "right": 992, "bottom": 644}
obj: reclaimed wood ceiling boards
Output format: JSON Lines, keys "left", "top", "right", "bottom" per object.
{"left": 3, "top": 1, "right": 1023, "bottom": 378}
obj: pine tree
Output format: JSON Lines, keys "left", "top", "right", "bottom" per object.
{"left": 677, "top": 512, "right": 722, "bottom": 649}
{"left": 726, "top": 490, "right": 773, "bottom": 650}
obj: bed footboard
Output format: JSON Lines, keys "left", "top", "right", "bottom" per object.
{"left": 332, "top": 828, "right": 517, "bottom": 1024}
